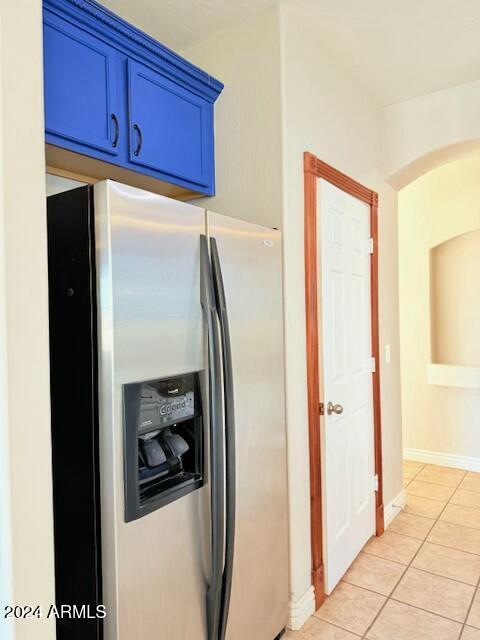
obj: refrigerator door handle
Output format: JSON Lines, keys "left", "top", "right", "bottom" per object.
{"left": 210, "top": 237, "right": 236, "bottom": 640}
{"left": 200, "top": 235, "right": 225, "bottom": 640}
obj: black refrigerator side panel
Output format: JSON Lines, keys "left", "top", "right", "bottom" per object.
{"left": 47, "top": 186, "right": 103, "bottom": 640}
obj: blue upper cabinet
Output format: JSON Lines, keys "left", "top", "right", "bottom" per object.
{"left": 44, "top": 14, "right": 120, "bottom": 155}
{"left": 128, "top": 60, "right": 211, "bottom": 188}
{"left": 43, "top": 0, "right": 223, "bottom": 196}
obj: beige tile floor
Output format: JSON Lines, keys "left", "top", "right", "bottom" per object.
{"left": 286, "top": 461, "right": 480, "bottom": 639}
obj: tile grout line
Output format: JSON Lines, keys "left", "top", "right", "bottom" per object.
{"left": 441, "top": 502, "right": 480, "bottom": 514}
{"left": 397, "top": 514, "right": 480, "bottom": 537}
{"left": 416, "top": 538, "right": 480, "bottom": 558}
{"left": 386, "top": 596, "right": 474, "bottom": 626}
{"left": 407, "top": 478, "right": 467, "bottom": 489}
{"left": 438, "top": 519, "right": 480, "bottom": 534}
{"left": 344, "top": 543, "right": 480, "bottom": 588}
{"left": 438, "top": 496, "right": 480, "bottom": 516}
{"left": 340, "top": 577, "right": 477, "bottom": 608}
{"left": 369, "top": 531, "right": 480, "bottom": 558}
{"left": 309, "top": 615, "right": 363, "bottom": 638}
{"left": 407, "top": 491, "right": 455, "bottom": 504}
{"left": 459, "top": 573, "right": 480, "bottom": 638}
{"left": 361, "top": 464, "right": 469, "bottom": 640}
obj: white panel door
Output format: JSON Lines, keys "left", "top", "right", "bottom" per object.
{"left": 318, "top": 179, "right": 375, "bottom": 594}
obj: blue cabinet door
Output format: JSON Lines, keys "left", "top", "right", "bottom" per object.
{"left": 44, "top": 13, "right": 120, "bottom": 155}
{"left": 128, "top": 60, "right": 212, "bottom": 188}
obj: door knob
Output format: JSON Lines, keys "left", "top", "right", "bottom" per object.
{"left": 327, "top": 402, "right": 343, "bottom": 415}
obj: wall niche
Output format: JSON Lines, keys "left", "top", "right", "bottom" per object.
{"left": 428, "top": 229, "right": 480, "bottom": 387}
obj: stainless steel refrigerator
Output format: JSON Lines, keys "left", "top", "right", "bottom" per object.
{"left": 47, "top": 180, "right": 289, "bottom": 640}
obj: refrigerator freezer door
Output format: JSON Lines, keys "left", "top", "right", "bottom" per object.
{"left": 94, "top": 181, "right": 209, "bottom": 640}
{"left": 207, "top": 212, "right": 289, "bottom": 640}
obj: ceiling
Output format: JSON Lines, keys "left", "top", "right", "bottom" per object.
{"left": 100, "top": 0, "right": 277, "bottom": 51}
{"left": 295, "top": 0, "right": 480, "bottom": 105}
{"left": 101, "top": 0, "right": 480, "bottom": 106}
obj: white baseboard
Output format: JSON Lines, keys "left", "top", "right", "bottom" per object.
{"left": 288, "top": 585, "right": 315, "bottom": 631}
{"left": 384, "top": 488, "right": 407, "bottom": 529}
{"left": 404, "top": 448, "right": 480, "bottom": 473}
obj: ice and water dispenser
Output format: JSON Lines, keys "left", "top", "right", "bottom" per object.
{"left": 123, "top": 372, "right": 204, "bottom": 521}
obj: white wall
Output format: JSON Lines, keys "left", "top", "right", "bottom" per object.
{"left": 0, "top": 0, "right": 56, "bottom": 639}
{"left": 381, "top": 80, "right": 480, "bottom": 188}
{"left": 182, "top": 7, "right": 283, "bottom": 229}
{"left": 399, "top": 154, "right": 480, "bottom": 467}
{"left": 280, "top": 4, "right": 402, "bottom": 623}
{"left": 185, "top": 4, "right": 404, "bottom": 629}
{"left": 46, "top": 173, "right": 86, "bottom": 196}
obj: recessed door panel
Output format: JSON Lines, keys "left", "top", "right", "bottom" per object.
{"left": 128, "top": 60, "right": 210, "bottom": 187}
{"left": 43, "top": 13, "right": 119, "bottom": 155}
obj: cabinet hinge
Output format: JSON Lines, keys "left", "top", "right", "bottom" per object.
{"left": 369, "top": 237, "right": 374, "bottom": 254}
{"left": 371, "top": 356, "right": 376, "bottom": 373}
{"left": 373, "top": 474, "right": 379, "bottom": 492}
{"left": 319, "top": 402, "right": 324, "bottom": 416}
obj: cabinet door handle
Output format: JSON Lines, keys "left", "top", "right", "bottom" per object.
{"left": 133, "top": 123, "right": 143, "bottom": 156}
{"left": 111, "top": 113, "right": 119, "bottom": 148}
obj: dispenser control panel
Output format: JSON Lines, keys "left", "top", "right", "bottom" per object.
{"left": 123, "top": 372, "right": 204, "bottom": 522}
{"left": 138, "top": 382, "right": 195, "bottom": 432}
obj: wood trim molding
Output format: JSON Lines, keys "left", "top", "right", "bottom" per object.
{"left": 370, "top": 197, "right": 385, "bottom": 537}
{"left": 304, "top": 151, "right": 384, "bottom": 609}
{"left": 304, "top": 167, "right": 326, "bottom": 607}
{"left": 304, "top": 152, "right": 376, "bottom": 205}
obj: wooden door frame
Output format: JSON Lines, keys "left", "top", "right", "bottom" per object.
{"left": 304, "top": 151, "right": 384, "bottom": 609}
